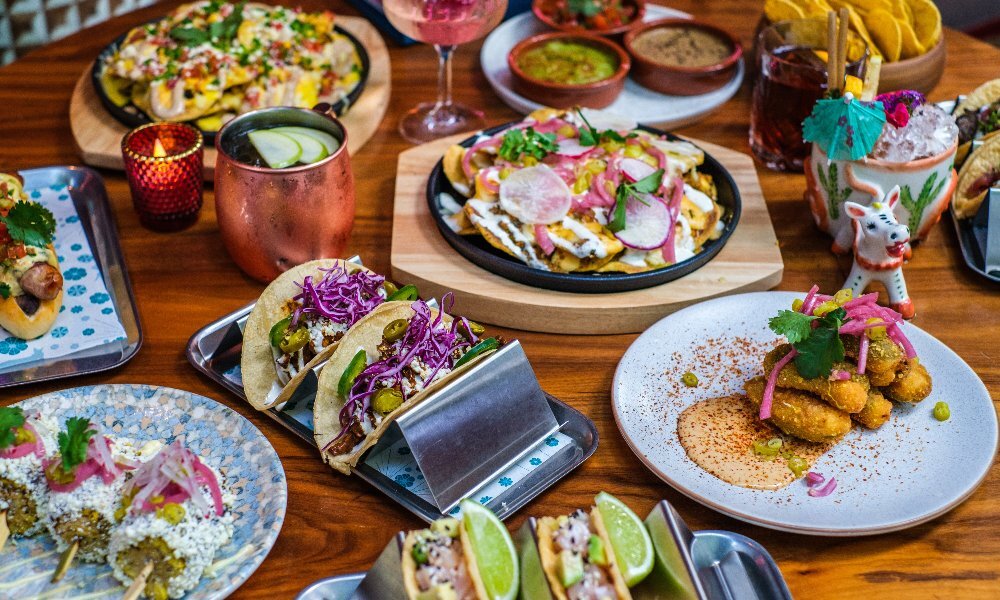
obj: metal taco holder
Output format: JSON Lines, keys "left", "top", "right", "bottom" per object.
{"left": 186, "top": 257, "right": 598, "bottom": 523}
{"left": 296, "top": 499, "right": 790, "bottom": 600}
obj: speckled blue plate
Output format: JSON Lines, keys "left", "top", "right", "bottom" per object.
{"left": 613, "top": 292, "right": 998, "bottom": 536}
{"left": 1, "top": 384, "right": 286, "bottom": 598}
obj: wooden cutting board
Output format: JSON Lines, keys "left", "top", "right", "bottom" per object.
{"left": 390, "top": 135, "right": 784, "bottom": 334}
{"left": 69, "top": 16, "right": 390, "bottom": 180}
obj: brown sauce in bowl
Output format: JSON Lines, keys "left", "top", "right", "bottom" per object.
{"left": 632, "top": 26, "right": 732, "bottom": 68}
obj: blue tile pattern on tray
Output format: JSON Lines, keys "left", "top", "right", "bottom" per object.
{"left": 0, "top": 184, "right": 127, "bottom": 368}
{"left": 1, "top": 384, "right": 287, "bottom": 599}
{"left": 365, "top": 431, "right": 573, "bottom": 516}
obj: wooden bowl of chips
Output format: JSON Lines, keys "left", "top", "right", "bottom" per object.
{"left": 878, "top": 35, "right": 945, "bottom": 94}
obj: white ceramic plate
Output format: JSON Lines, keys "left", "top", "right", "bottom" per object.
{"left": 2, "top": 384, "right": 286, "bottom": 598}
{"left": 612, "top": 292, "right": 997, "bottom": 536}
{"left": 480, "top": 6, "right": 745, "bottom": 128}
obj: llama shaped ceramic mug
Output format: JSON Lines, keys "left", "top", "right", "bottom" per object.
{"left": 843, "top": 186, "right": 915, "bottom": 319}
{"left": 804, "top": 141, "right": 958, "bottom": 254}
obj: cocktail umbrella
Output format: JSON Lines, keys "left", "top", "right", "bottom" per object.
{"left": 803, "top": 92, "right": 887, "bottom": 161}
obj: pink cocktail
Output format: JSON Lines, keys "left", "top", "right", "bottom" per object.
{"left": 384, "top": 0, "right": 508, "bottom": 143}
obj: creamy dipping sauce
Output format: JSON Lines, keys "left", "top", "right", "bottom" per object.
{"left": 677, "top": 395, "right": 834, "bottom": 490}
{"left": 631, "top": 27, "right": 732, "bottom": 68}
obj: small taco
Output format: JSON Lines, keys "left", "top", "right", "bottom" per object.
{"left": 0, "top": 173, "right": 63, "bottom": 340}
{"left": 402, "top": 500, "right": 518, "bottom": 600}
{"left": 532, "top": 508, "right": 632, "bottom": 600}
{"left": 954, "top": 78, "right": 1000, "bottom": 166}
{"left": 953, "top": 133, "right": 1000, "bottom": 219}
{"left": 313, "top": 297, "right": 497, "bottom": 475}
{"left": 241, "top": 259, "right": 415, "bottom": 411}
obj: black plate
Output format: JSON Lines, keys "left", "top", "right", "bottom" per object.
{"left": 426, "top": 122, "right": 742, "bottom": 293}
{"left": 90, "top": 21, "right": 370, "bottom": 146}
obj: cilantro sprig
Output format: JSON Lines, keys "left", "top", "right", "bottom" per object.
{"left": 57, "top": 417, "right": 97, "bottom": 474}
{"left": 0, "top": 406, "right": 26, "bottom": 450}
{"left": 609, "top": 168, "right": 664, "bottom": 232}
{"left": 169, "top": 1, "right": 245, "bottom": 48}
{"left": 1, "top": 201, "right": 56, "bottom": 248}
{"left": 769, "top": 307, "right": 847, "bottom": 379}
{"left": 0, "top": 283, "right": 9, "bottom": 300}
{"left": 497, "top": 127, "right": 557, "bottom": 162}
{"left": 576, "top": 109, "right": 634, "bottom": 147}
{"left": 568, "top": 0, "right": 603, "bottom": 18}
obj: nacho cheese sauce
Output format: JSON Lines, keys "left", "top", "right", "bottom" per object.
{"left": 631, "top": 26, "right": 732, "bottom": 68}
{"left": 677, "top": 396, "right": 833, "bottom": 490}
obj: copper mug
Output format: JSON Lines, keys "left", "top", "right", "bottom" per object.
{"left": 214, "top": 106, "right": 355, "bottom": 282}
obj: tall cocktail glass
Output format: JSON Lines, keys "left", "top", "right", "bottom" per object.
{"left": 384, "top": 0, "right": 508, "bottom": 143}
{"left": 750, "top": 19, "right": 867, "bottom": 172}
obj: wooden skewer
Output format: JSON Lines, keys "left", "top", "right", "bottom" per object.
{"left": 51, "top": 540, "right": 78, "bottom": 583}
{"left": 826, "top": 11, "right": 838, "bottom": 93}
{"left": 122, "top": 562, "right": 154, "bottom": 600}
{"left": 837, "top": 8, "right": 850, "bottom": 94}
{"left": 0, "top": 510, "right": 9, "bottom": 552}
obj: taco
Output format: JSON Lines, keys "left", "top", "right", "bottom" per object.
{"left": 953, "top": 133, "right": 1000, "bottom": 219}
{"left": 241, "top": 259, "right": 412, "bottom": 411}
{"left": 954, "top": 78, "right": 1000, "bottom": 167}
{"left": 532, "top": 508, "right": 632, "bottom": 600}
{"left": 313, "top": 298, "right": 497, "bottom": 475}
{"left": 0, "top": 173, "right": 63, "bottom": 340}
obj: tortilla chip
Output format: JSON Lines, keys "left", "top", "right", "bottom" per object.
{"left": 242, "top": 258, "right": 368, "bottom": 411}
{"left": 954, "top": 134, "right": 1000, "bottom": 219}
{"left": 956, "top": 78, "right": 1000, "bottom": 116}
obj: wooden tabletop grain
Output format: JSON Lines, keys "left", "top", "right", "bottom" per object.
{"left": 1, "top": 1, "right": 998, "bottom": 598}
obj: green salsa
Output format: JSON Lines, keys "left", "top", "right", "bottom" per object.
{"left": 518, "top": 41, "right": 618, "bottom": 85}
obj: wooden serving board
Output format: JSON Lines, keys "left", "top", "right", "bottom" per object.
{"left": 390, "top": 135, "right": 784, "bottom": 334}
{"left": 69, "top": 16, "right": 390, "bottom": 180}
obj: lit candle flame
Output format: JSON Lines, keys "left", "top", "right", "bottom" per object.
{"left": 153, "top": 138, "right": 167, "bottom": 158}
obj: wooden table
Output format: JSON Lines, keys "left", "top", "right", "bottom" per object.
{"left": 2, "top": 1, "right": 998, "bottom": 597}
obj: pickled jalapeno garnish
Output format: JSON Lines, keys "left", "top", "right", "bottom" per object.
{"left": 933, "top": 401, "right": 950, "bottom": 421}
{"left": 278, "top": 327, "right": 310, "bottom": 353}
{"left": 681, "top": 371, "right": 699, "bottom": 387}
{"left": 269, "top": 315, "right": 293, "bottom": 348}
{"left": 371, "top": 388, "right": 404, "bottom": 415}
{"left": 387, "top": 284, "right": 418, "bottom": 301}
{"left": 338, "top": 350, "right": 368, "bottom": 400}
{"left": 383, "top": 318, "right": 409, "bottom": 343}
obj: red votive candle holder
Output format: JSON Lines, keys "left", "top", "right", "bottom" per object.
{"left": 121, "top": 122, "right": 204, "bottom": 231}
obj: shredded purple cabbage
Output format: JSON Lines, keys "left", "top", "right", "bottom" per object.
{"left": 292, "top": 265, "right": 386, "bottom": 328}
{"left": 323, "top": 293, "right": 471, "bottom": 452}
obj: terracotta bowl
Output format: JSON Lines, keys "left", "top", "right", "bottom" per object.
{"left": 623, "top": 18, "right": 742, "bottom": 96}
{"left": 878, "top": 37, "right": 946, "bottom": 95}
{"left": 531, "top": 0, "right": 646, "bottom": 38}
{"left": 508, "top": 32, "right": 631, "bottom": 109}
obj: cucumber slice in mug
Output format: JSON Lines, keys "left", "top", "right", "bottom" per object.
{"left": 271, "top": 126, "right": 340, "bottom": 155}
{"left": 271, "top": 129, "right": 329, "bottom": 164}
{"left": 248, "top": 130, "right": 301, "bottom": 169}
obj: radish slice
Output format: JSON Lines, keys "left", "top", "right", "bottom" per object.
{"left": 248, "top": 130, "right": 301, "bottom": 168}
{"left": 614, "top": 193, "right": 670, "bottom": 250}
{"left": 577, "top": 108, "right": 637, "bottom": 132}
{"left": 556, "top": 139, "right": 593, "bottom": 158}
{"left": 621, "top": 158, "right": 656, "bottom": 183}
{"left": 499, "top": 165, "right": 572, "bottom": 225}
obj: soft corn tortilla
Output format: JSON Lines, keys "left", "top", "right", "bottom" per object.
{"left": 955, "top": 79, "right": 1000, "bottom": 167}
{"left": 242, "top": 258, "right": 373, "bottom": 411}
{"left": 313, "top": 302, "right": 494, "bottom": 475}
{"left": 954, "top": 133, "right": 1000, "bottom": 219}
{"left": 536, "top": 510, "right": 632, "bottom": 600}
{"left": 401, "top": 526, "right": 488, "bottom": 600}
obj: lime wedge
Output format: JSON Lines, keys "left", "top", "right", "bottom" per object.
{"left": 460, "top": 499, "right": 518, "bottom": 600}
{"left": 595, "top": 491, "right": 654, "bottom": 587}
{"left": 271, "top": 126, "right": 340, "bottom": 155}
{"left": 248, "top": 130, "right": 301, "bottom": 169}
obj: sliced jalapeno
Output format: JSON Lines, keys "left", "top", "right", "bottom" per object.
{"left": 454, "top": 337, "right": 500, "bottom": 369}
{"left": 387, "top": 284, "right": 418, "bottom": 301}
{"left": 278, "top": 327, "right": 310, "bottom": 354}
{"left": 383, "top": 281, "right": 399, "bottom": 296}
{"left": 458, "top": 319, "right": 486, "bottom": 339}
{"left": 371, "top": 388, "right": 404, "bottom": 415}
{"left": 269, "top": 316, "right": 293, "bottom": 348}
{"left": 338, "top": 349, "right": 368, "bottom": 399}
{"left": 383, "top": 318, "right": 409, "bottom": 343}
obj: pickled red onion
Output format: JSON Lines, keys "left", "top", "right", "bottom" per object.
{"left": 808, "top": 477, "right": 838, "bottom": 497}
{"left": 126, "top": 442, "right": 224, "bottom": 517}
{"left": 805, "top": 471, "right": 825, "bottom": 486}
{"left": 0, "top": 422, "right": 44, "bottom": 460}
{"left": 761, "top": 348, "right": 796, "bottom": 419}
{"left": 857, "top": 334, "right": 869, "bottom": 374}
{"left": 534, "top": 224, "right": 555, "bottom": 256}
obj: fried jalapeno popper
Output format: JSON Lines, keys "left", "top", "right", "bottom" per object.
{"left": 756, "top": 287, "right": 931, "bottom": 443}
{"left": 0, "top": 407, "right": 57, "bottom": 539}
{"left": 42, "top": 418, "right": 156, "bottom": 563}
{"left": 109, "top": 442, "right": 234, "bottom": 600}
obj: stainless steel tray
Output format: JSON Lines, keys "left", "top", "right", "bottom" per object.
{"left": 0, "top": 166, "right": 142, "bottom": 387}
{"left": 187, "top": 300, "right": 599, "bottom": 523}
